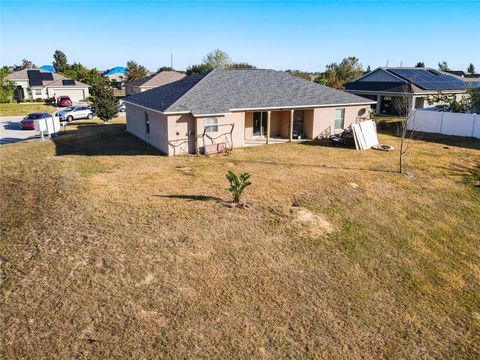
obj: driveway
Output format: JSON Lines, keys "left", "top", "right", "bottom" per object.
{"left": 0, "top": 116, "right": 38, "bottom": 145}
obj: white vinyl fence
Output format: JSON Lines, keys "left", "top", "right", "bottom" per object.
{"left": 407, "top": 109, "right": 480, "bottom": 138}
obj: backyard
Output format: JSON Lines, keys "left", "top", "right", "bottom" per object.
{"left": 0, "top": 118, "right": 479, "bottom": 358}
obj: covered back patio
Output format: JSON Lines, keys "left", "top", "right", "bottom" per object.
{"left": 244, "top": 109, "right": 312, "bottom": 144}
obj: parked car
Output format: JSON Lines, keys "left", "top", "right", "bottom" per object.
{"left": 56, "top": 106, "right": 94, "bottom": 122}
{"left": 117, "top": 102, "right": 126, "bottom": 112}
{"left": 20, "top": 112, "right": 52, "bottom": 130}
{"left": 57, "top": 96, "right": 72, "bottom": 107}
{"left": 434, "top": 104, "right": 451, "bottom": 112}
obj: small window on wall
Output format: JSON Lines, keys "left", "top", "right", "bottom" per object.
{"left": 35, "top": 89, "right": 42, "bottom": 96}
{"left": 145, "top": 112, "right": 150, "bottom": 134}
{"left": 204, "top": 117, "right": 218, "bottom": 133}
{"left": 335, "top": 108, "right": 345, "bottom": 129}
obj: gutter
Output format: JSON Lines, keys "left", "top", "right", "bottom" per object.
{"left": 346, "top": 89, "right": 467, "bottom": 96}
{"left": 229, "top": 102, "right": 376, "bottom": 112}
{"left": 125, "top": 100, "right": 376, "bottom": 117}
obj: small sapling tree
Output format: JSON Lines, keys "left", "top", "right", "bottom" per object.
{"left": 393, "top": 84, "right": 416, "bottom": 174}
{"left": 226, "top": 171, "right": 252, "bottom": 204}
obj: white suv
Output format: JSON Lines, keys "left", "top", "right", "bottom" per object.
{"left": 56, "top": 106, "right": 94, "bottom": 122}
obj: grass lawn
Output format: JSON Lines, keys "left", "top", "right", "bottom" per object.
{"left": 0, "top": 103, "right": 57, "bottom": 116}
{"left": 1, "top": 118, "right": 479, "bottom": 358}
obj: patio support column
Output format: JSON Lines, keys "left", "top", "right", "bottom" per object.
{"left": 266, "top": 111, "right": 271, "bottom": 144}
{"left": 289, "top": 110, "right": 294, "bottom": 142}
{"left": 376, "top": 95, "right": 382, "bottom": 114}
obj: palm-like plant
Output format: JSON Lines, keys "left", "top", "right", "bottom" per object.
{"left": 226, "top": 171, "right": 251, "bottom": 204}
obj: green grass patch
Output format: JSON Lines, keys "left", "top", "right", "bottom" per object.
{"left": 0, "top": 103, "right": 57, "bottom": 116}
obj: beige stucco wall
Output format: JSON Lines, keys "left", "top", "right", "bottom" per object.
{"left": 127, "top": 104, "right": 372, "bottom": 156}
{"left": 245, "top": 112, "right": 253, "bottom": 139}
{"left": 166, "top": 114, "right": 196, "bottom": 156}
{"left": 196, "top": 112, "right": 245, "bottom": 152}
{"left": 269, "top": 111, "right": 281, "bottom": 137}
{"left": 303, "top": 109, "right": 314, "bottom": 139}
{"left": 126, "top": 103, "right": 169, "bottom": 154}
{"left": 310, "top": 105, "right": 369, "bottom": 138}
{"left": 279, "top": 111, "right": 291, "bottom": 138}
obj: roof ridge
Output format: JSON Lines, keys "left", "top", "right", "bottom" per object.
{"left": 164, "top": 70, "right": 216, "bottom": 113}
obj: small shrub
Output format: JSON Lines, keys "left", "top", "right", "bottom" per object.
{"left": 226, "top": 171, "right": 252, "bottom": 204}
{"left": 35, "top": 98, "right": 44, "bottom": 103}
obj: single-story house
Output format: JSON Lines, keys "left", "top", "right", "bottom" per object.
{"left": 125, "top": 71, "right": 186, "bottom": 96}
{"left": 103, "top": 66, "right": 126, "bottom": 89}
{"left": 6, "top": 69, "right": 90, "bottom": 102}
{"left": 345, "top": 67, "right": 468, "bottom": 116}
{"left": 125, "top": 69, "right": 375, "bottom": 156}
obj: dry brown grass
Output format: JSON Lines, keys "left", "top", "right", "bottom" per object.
{"left": 1, "top": 118, "right": 479, "bottom": 359}
{"left": 0, "top": 103, "right": 57, "bottom": 116}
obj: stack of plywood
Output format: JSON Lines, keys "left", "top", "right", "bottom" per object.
{"left": 352, "top": 120, "right": 379, "bottom": 150}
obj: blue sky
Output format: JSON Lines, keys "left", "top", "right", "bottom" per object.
{"left": 1, "top": 0, "right": 479, "bottom": 72}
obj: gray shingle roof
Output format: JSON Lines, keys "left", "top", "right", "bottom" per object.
{"left": 125, "top": 71, "right": 186, "bottom": 87}
{"left": 6, "top": 68, "right": 89, "bottom": 88}
{"left": 126, "top": 69, "right": 374, "bottom": 116}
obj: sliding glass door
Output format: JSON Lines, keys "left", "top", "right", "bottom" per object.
{"left": 253, "top": 112, "right": 267, "bottom": 137}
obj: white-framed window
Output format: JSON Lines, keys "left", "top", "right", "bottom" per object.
{"left": 145, "top": 112, "right": 150, "bottom": 134}
{"left": 35, "top": 89, "right": 42, "bottom": 96}
{"left": 335, "top": 108, "right": 345, "bottom": 129}
{"left": 204, "top": 117, "right": 218, "bottom": 133}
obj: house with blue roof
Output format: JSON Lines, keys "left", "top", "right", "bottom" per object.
{"left": 103, "top": 66, "right": 127, "bottom": 89}
{"left": 39, "top": 65, "right": 56, "bottom": 72}
{"left": 103, "top": 67, "right": 126, "bottom": 89}
{"left": 104, "top": 67, "right": 126, "bottom": 76}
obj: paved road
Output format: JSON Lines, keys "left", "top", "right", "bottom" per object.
{"left": 0, "top": 116, "right": 38, "bottom": 145}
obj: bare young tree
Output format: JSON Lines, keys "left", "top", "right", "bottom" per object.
{"left": 393, "top": 84, "right": 416, "bottom": 174}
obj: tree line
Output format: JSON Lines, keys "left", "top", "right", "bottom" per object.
{"left": 1, "top": 48, "right": 478, "bottom": 116}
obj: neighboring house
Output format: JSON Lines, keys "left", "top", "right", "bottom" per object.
{"left": 125, "top": 69, "right": 375, "bottom": 156}
{"left": 125, "top": 71, "right": 186, "bottom": 96}
{"left": 345, "top": 67, "right": 468, "bottom": 116}
{"left": 6, "top": 69, "right": 90, "bottom": 102}
{"left": 444, "top": 70, "right": 480, "bottom": 89}
{"left": 103, "top": 67, "right": 126, "bottom": 89}
{"left": 39, "top": 65, "right": 56, "bottom": 72}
